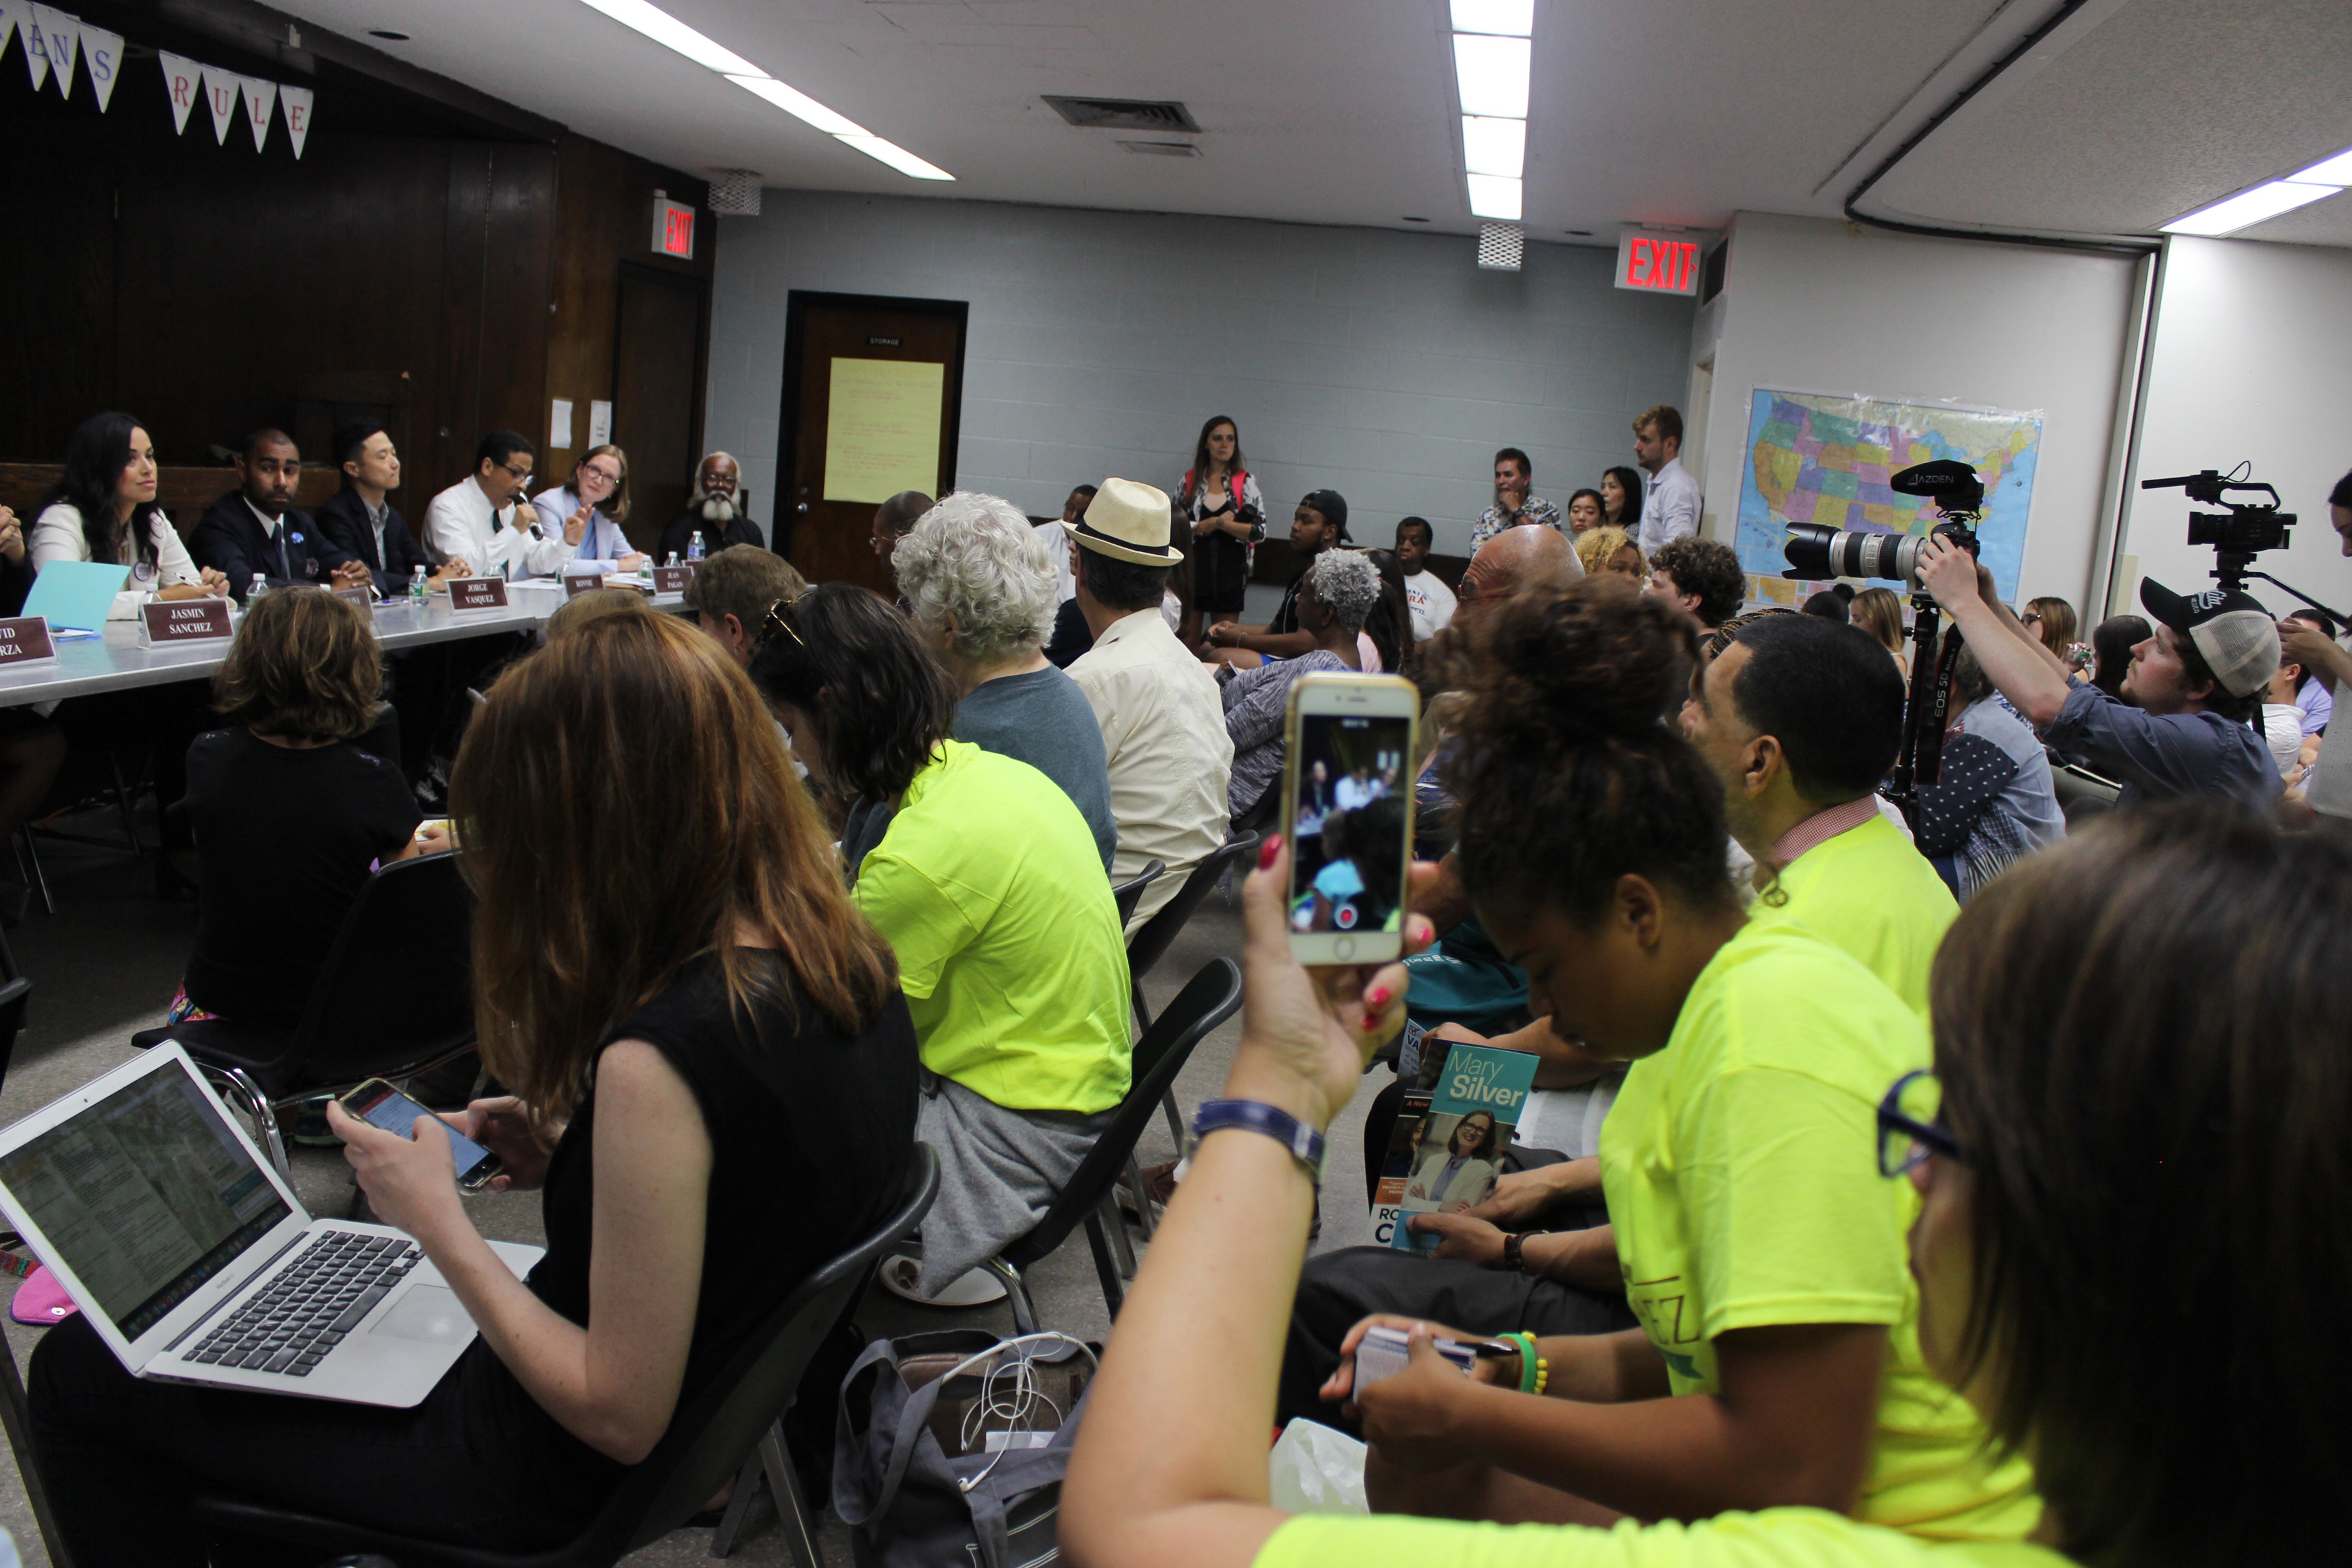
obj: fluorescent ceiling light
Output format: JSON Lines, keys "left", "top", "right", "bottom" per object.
{"left": 1462, "top": 116, "right": 1525, "bottom": 179}
{"left": 1467, "top": 174, "right": 1522, "bottom": 221}
{"left": 2288, "top": 146, "right": 2352, "bottom": 184}
{"left": 1453, "top": 33, "right": 1529, "bottom": 119}
{"left": 728, "top": 74, "right": 866, "bottom": 137}
{"left": 1450, "top": 0, "right": 1532, "bottom": 36}
{"left": 576, "top": 0, "right": 764, "bottom": 76}
{"left": 836, "top": 135, "right": 956, "bottom": 181}
{"left": 2163, "top": 179, "right": 2339, "bottom": 237}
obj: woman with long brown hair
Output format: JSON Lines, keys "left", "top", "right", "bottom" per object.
{"left": 29, "top": 612, "right": 919, "bottom": 1560}
{"left": 1175, "top": 414, "right": 1267, "bottom": 644}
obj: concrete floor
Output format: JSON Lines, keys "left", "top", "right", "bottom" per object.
{"left": 0, "top": 811, "right": 1386, "bottom": 1565}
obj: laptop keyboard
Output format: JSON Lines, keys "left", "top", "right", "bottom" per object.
{"left": 184, "top": 1231, "right": 422, "bottom": 1379}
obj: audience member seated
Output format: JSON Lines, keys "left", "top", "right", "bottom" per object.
{"left": 867, "top": 489, "right": 935, "bottom": 589}
{"left": 31, "top": 414, "right": 229, "bottom": 619}
{"left": 1470, "top": 448, "right": 1560, "bottom": 548}
{"left": 2260, "top": 649, "right": 2309, "bottom": 780}
{"left": 1921, "top": 540, "right": 2278, "bottom": 809}
{"left": 683, "top": 544, "right": 806, "bottom": 667}
{"left": 2021, "top": 595, "right": 2078, "bottom": 664}
{"left": 1360, "top": 550, "right": 1412, "bottom": 674}
{"left": 190, "top": 429, "right": 370, "bottom": 602}
{"left": 543, "top": 586, "right": 662, "bottom": 642}
{"left": 2283, "top": 607, "right": 2337, "bottom": 734}
{"left": 1066, "top": 807, "right": 2338, "bottom": 1568}
{"left": 165, "top": 587, "right": 438, "bottom": 1026}
{"left": 1847, "top": 585, "right": 1908, "bottom": 675}
{"left": 1573, "top": 524, "right": 1642, "bottom": 582}
{"left": 1644, "top": 535, "right": 1744, "bottom": 634}
{"left": 1220, "top": 549, "right": 1379, "bottom": 830}
{"left": 895, "top": 491, "right": 1118, "bottom": 870}
{"left": 1203, "top": 489, "right": 1350, "bottom": 664}
{"left": 1563, "top": 488, "right": 1605, "bottom": 534}
{"left": 1600, "top": 463, "right": 1644, "bottom": 536}
{"left": 427, "top": 429, "right": 570, "bottom": 581}
{"left": 1065, "top": 478, "right": 1232, "bottom": 929}
{"left": 2081, "top": 612, "right": 2149, "bottom": 701}
{"left": 1280, "top": 579, "right": 2033, "bottom": 1539}
{"left": 657, "top": 451, "right": 766, "bottom": 562}
{"left": 1913, "top": 645, "right": 2066, "bottom": 898}
{"left": 315, "top": 419, "right": 470, "bottom": 595}
{"left": 31, "top": 610, "right": 917, "bottom": 1561}
{"left": 1037, "top": 482, "right": 1096, "bottom": 605}
{"left": 1177, "top": 415, "right": 1267, "bottom": 644}
{"left": 533, "top": 446, "right": 648, "bottom": 574}
{"left": 1392, "top": 517, "right": 1455, "bottom": 644}
{"left": 747, "top": 587, "right": 1132, "bottom": 1303}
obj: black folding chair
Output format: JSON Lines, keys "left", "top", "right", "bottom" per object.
{"left": 1109, "top": 858, "right": 1166, "bottom": 926}
{"left": 1122, "top": 833, "right": 1260, "bottom": 1192}
{"left": 188, "top": 1145, "right": 942, "bottom": 1568}
{"left": 0, "top": 924, "right": 72, "bottom": 1568}
{"left": 985, "top": 960, "right": 1241, "bottom": 1334}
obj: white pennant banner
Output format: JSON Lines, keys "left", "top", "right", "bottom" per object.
{"left": 18, "top": 0, "right": 48, "bottom": 90}
{"left": 28, "top": 5, "right": 76, "bottom": 98}
{"left": 80, "top": 20, "right": 121, "bottom": 109}
{"left": 240, "top": 74, "right": 276, "bottom": 152}
{"left": 157, "top": 50, "right": 201, "bottom": 133}
{"left": 280, "top": 83, "right": 314, "bottom": 159}
{"left": 204, "top": 67, "right": 238, "bottom": 144}
{"left": 0, "top": 3, "right": 18, "bottom": 67}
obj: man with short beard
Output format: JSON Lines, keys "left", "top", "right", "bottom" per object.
{"left": 658, "top": 451, "right": 766, "bottom": 562}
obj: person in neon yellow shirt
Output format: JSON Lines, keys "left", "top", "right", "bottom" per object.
{"left": 1062, "top": 789, "right": 2344, "bottom": 1568}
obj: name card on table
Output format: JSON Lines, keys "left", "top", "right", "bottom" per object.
{"left": 139, "top": 598, "right": 234, "bottom": 647}
{"left": 562, "top": 571, "right": 604, "bottom": 599}
{"left": 334, "top": 587, "right": 375, "bottom": 612}
{"left": 449, "top": 578, "right": 510, "bottom": 613}
{"left": 0, "top": 618, "right": 57, "bottom": 667}
{"left": 653, "top": 564, "right": 696, "bottom": 595}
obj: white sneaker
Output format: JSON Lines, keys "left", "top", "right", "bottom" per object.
{"left": 877, "top": 1254, "right": 1009, "bottom": 1307}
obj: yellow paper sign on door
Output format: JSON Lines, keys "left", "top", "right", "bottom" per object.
{"left": 823, "top": 358, "right": 945, "bottom": 504}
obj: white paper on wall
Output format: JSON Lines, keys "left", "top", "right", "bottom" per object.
{"left": 158, "top": 51, "right": 202, "bottom": 132}
{"left": 79, "top": 20, "right": 121, "bottom": 109}
{"left": 204, "top": 68, "right": 238, "bottom": 143}
{"left": 588, "top": 402, "right": 612, "bottom": 446}
{"left": 28, "top": 6, "right": 76, "bottom": 97}
{"left": 280, "top": 84, "right": 314, "bottom": 157}
{"left": 241, "top": 74, "right": 276, "bottom": 152}
{"left": 549, "top": 400, "right": 574, "bottom": 450}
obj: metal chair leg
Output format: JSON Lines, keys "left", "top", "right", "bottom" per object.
{"left": 212, "top": 1066, "right": 289, "bottom": 1181}
{"left": 105, "top": 753, "right": 145, "bottom": 856}
{"left": 14, "top": 829, "right": 52, "bottom": 916}
{"left": 987, "top": 1256, "right": 1038, "bottom": 1336}
{"left": 1082, "top": 1210, "right": 1126, "bottom": 1323}
{"left": 1123, "top": 1153, "right": 1156, "bottom": 1241}
{"left": 762, "top": 1420, "right": 823, "bottom": 1568}
{"left": 1161, "top": 1086, "right": 1187, "bottom": 1152}
{"left": 711, "top": 1443, "right": 764, "bottom": 1558}
{"left": 1098, "top": 1192, "right": 1137, "bottom": 1279}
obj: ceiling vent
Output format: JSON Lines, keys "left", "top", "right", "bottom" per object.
{"left": 1043, "top": 95, "right": 1200, "bottom": 133}
{"left": 1119, "top": 140, "right": 1201, "bottom": 157}
{"left": 1477, "top": 222, "right": 1525, "bottom": 272}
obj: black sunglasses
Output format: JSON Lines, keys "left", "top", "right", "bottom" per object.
{"left": 761, "top": 596, "right": 805, "bottom": 649}
{"left": 1877, "top": 1070, "right": 1963, "bottom": 1178}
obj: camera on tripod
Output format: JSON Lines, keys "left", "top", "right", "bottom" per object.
{"left": 2139, "top": 468, "right": 2293, "bottom": 591}
{"left": 1782, "top": 460, "right": 1984, "bottom": 589}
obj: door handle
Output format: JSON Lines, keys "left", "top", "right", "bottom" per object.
{"left": 796, "top": 502, "right": 809, "bottom": 515}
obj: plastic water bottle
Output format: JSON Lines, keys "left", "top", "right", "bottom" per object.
{"left": 685, "top": 533, "right": 705, "bottom": 564}
{"left": 664, "top": 552, "right": 679, "bottom": 568}
{"left": 246, "top": 574, "right": 268, "bottom": 605}
{"left": 410, "top": 567, "right": 429, "bottom": 604}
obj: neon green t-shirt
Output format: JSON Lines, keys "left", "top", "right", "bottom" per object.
{"left": 1598, "top": 921, "right": 2038, "bottom": 1541}
{"left": 1747, "top": 813, "right": 1957, "bottom": 1020}
{"left": 851, "top": 740, "right": 1132, "bottom": 1114}
{"left": 1256, "top": 1508, "right": 2068, "bottom": 1568}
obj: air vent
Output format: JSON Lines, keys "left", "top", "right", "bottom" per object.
{"left": 1118, "top": 140, "right": 1201, "bottom": 157}
{"left": 1043, "top": 95, "right": 1200, "bottom": 133}
{"left": 1477, "top": 222, "right": 1524, "bottom": 272}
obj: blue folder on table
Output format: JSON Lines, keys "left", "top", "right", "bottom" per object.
{"left": 21, "top": 561, "right": 131, "bottom": 633}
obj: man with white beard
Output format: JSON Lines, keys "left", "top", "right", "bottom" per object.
{"left": 658, "top": 451, "right": 767, "bottom": 561}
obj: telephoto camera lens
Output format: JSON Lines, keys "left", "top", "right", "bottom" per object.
{"left": 1784, "top": 523, "right": 1921, "bottom": 585}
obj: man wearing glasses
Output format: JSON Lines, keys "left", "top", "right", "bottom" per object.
{"left": 425, "top": 429, "right": 578, "bottom": 581}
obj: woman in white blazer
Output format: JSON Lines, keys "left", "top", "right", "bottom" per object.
{"left": 29, "top": 413, "right": 230, "bottom": 620}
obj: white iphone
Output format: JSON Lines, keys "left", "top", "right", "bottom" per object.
{"left": 1282, "top": 671, "right": 1420, "bottom": 966}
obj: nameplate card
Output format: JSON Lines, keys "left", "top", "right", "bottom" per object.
{"left": 653, "top": 564, "right": 696, "bottom": 595}
{"left": 334, "top": 587, "right": 376, "bottom": 612}
{"left": 449, "top": 578, "right": 510, "bottom": 613}
{"left": 0, "top": 618, "right": 57, "bottom": 667}
{"left": 562, "top": 571, "right": 604, "bottom": 599}
{"left": 139, "top": 598, "right": 234, "bottom": 647}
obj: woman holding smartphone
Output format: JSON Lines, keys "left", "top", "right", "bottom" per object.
{"left": 31, "top": 612, "right": 919, "bottom": 1560}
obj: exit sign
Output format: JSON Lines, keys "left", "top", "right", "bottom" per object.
{"left": 652, "top": 191, "right": 696, "bottom": 259}
{"left": 1616, "top": 228, "right": 1700, "bottom": 296}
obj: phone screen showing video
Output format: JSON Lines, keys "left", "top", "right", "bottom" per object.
{"left": 1288, "top": 713, "right": 1413, "bottom": 936}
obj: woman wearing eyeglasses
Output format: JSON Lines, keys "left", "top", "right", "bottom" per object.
{"left": 1063, "top": 578, "right": 2039, "bottom": 1561}
{"left": 531, "top": 445, "right": 649, "bottom": 576}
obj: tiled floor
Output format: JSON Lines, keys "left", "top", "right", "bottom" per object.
{"left": 0, "top": 814, "right": 1386, "bottom": 1565}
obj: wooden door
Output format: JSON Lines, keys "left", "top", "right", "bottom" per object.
{"left": 777, "top": 292, "right": 968, "bottom": 592}
{"left": 612, "top": 265, "right": 709, "bottom": 551}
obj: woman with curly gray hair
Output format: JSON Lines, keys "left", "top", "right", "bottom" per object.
{"left": 1218, "top": 548, "right": 1379, "bottom": 828}
{"left": 896, "top": 491, "right": 1117, "bottom": 868}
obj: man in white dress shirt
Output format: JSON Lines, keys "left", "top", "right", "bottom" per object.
{"left": 1065, "top": 478, "right": 1233, "bottom": 930}
{"left": 424, "top": 429, "right": 580, "bottom": 580}
{"left": 1633, "top": 404, "right": 1703, "bottom": 559}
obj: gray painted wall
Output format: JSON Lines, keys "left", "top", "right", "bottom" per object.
{"left": 702, "top": 191, "right": 1695, "bottom": 557}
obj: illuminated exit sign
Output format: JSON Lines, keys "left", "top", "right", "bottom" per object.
{"left": 652, "top": 191, "right": 696, "bottom": 259}
{"left": 1616, "top": 228, "right": 1699, "bottom": 296}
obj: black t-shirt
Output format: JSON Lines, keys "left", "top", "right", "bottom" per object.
{"left": 657, "top": 512, "right": 765, "bottom": 563}
{"left": 182, "top": 728, "right": 421, "bottom": 1024}
{"left": 1270, "top": 568, "right": 1306, "bottom": 636}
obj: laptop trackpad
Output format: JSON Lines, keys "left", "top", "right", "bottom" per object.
{"left": 367, "top": 1285, "right": 472, "bottom": 1345}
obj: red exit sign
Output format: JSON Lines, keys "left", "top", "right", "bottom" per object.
{"left": 1616, "top": 229, "right": 1700, "bottom": 296}
{"left": 652, "top": 191, "right": 696, "bottom": 259}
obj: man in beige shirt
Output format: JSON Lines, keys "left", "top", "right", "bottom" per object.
{"left": 1065, "top": 479, "right": 1233, "bottom": 930}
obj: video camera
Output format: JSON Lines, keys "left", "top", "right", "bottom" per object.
{"left": 2138, "top": 468, "right": 2293, "bottom": 593}
{"left": 1782, "top": 460, "right": 1984, "bottom": 589}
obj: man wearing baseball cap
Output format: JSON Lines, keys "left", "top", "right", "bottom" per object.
{"left": 1203, "top": 489, "right": 1350, "bottom": 666}
{"left": 1919, "top": 536, "right": 2279, "bottom": 809}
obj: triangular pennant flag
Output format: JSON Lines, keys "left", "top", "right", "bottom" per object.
{"left": 0, "top": 2, "right": 18, "bottom": 65}
{"left": 280, "top": 83, "right": 313, "bottom": 159}
{"left": 157, "top": 50, "right": 201, "bottom": 133}
{"left": 28, "top": 5, "right": 76, "bottom": 98}
{"left": 19, "top": 1, "right": 48, "bottom": 90}
{"left": 204, "top": 67, "right": 238, "bottom": 144}
{"left": 240, "top": 74, "right": 276, "bottom": 152}
{"left": 80, "top": 20, "right": 122, "bottom": 110}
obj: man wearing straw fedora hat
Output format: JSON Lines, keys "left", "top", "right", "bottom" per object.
{"left": 1068, "top": 478, "right": 1234, "bottom": 929}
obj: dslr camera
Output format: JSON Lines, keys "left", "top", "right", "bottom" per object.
{"left": 1784, "top": 460, "right": 1983, "bottom": 589}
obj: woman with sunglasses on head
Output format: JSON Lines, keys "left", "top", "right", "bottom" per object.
{"left": 532, "top": 444, "right": 649, "bottom": 576}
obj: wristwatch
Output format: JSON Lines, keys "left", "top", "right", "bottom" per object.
{"left": 1501, "top": 1232, "right": 1526, "bottom": 1273}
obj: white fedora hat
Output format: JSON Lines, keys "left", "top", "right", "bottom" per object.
{"left": 1065, "top": 478, "right": 1182, "bottom": 566}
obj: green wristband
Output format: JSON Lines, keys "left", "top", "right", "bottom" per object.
{"left": 1511, "top": 1331, "right": 1539, "bottom": 1394}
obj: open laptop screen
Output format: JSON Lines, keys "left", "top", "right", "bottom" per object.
{"left": 0, "top": 1067, "right": 290, "bottom": 1339}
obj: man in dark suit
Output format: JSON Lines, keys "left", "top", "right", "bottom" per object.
{"left": 191, "top": 429, "right": 372, "bottom": 603}
{"left": 657, "top": 450, "right": 766, "bottom": 562}
{"left": 314, "top": 419, "right": 472, "bottom": 596}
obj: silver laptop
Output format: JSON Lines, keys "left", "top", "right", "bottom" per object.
{"left": 0, "top": 1043, "right": 541, "bottom": 1407}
